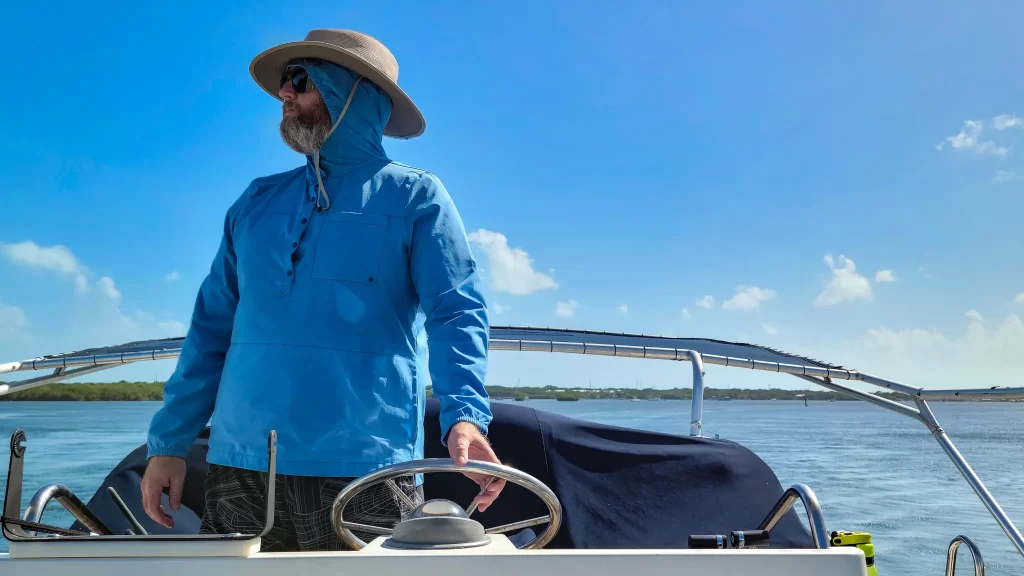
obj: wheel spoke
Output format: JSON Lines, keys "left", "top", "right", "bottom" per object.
{"left": 465, "top": 476, "right": 497, "bottom": 516}
{"left": 484, "top": 515, "right": 551, "bottom": 534}
{"left": 341, "top": 521, "right": 394, "bottom": 536}
{"left": 384, "top": 478, "right": 418, "bottom": 511}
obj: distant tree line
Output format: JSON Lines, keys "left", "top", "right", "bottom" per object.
{"left": 0, "top": 381, "right": 164, "bottom": 401}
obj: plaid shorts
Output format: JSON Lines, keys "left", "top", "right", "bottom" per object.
{"left": 199, "top": 463, "right": 423, "bottom": 551}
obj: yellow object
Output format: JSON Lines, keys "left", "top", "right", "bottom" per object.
{"left": 831, "top": 531, "right": 878, "bottom": 576}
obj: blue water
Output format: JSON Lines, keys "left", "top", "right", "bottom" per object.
{"left": 1, "top": 399, "right": 1022, "bottom": 575}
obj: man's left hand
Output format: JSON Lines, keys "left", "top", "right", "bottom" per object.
{"left": 447, "top": 421, "right": 506, "bottom": 512}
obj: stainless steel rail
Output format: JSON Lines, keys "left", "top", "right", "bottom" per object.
{"left": 688, "top": 351, "right": 705, "bottom": 437}
{"left": 757, "top": 484, "right": 830, "bottom": 549}
{"left": 23, "top": 483, "right": 113, "bottom": 536}
{"left": 915, "top": 399, "right": 1024, "bottom": 558}
{"left": 0, "top": 365, "right": 115, "bottom": 396}
{"left": 946, "top": 535, "right": 985, "bottom": 576}
{"left": 1, "top": 346, "right": 180, "bottom": 374}
{"left": 793, "top": 375, "right": 926, "bottom": 424}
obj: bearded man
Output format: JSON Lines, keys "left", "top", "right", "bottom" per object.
{"left": 139, "top": 29, "right": 502, "bottom": 551}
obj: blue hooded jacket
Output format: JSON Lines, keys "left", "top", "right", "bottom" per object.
{"left": 146, "top": 60, "right": 492, "bottom": 477}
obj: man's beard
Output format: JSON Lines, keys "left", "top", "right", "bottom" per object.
{"left": 280, "top": 98, "right": 333, "bottom": 155}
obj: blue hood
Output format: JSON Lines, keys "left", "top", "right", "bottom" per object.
{"left": 299, "top": 59, "right": 391, "bottom": 174}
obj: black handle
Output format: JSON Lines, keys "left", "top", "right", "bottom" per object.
{"left": 730, "top": 529, "right": 770, "bottom": 548}
{"left": 688, "top": 534, "right": 726, "bottom": 549}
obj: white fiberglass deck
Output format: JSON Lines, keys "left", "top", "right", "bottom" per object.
{"left": 0, "top": 536, "right": 869, "bottom": 576}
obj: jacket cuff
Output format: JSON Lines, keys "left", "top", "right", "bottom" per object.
{"left": 440, "top": 415, "right": 489, "bottom": 447}
{"left": 146, "top": 443, "right": 191, "bottom": 460}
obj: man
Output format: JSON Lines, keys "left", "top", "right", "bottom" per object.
{"left": 141, "top": 29, "right": 503, "bottom": 551}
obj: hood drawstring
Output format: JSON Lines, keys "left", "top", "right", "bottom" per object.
{"left": 314, "top": 75, "right": 364, "bottom": 212}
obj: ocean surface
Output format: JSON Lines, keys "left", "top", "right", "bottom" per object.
{"left": 1, "top": 399, "right": 1021, "bottom": 574}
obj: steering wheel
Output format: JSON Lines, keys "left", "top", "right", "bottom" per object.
{"left": 330, "top": 458, "right": 562, "bottom": 550}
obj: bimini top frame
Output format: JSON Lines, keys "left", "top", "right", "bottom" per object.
{"left": 1, "top": 325, "right": 1022, "bottom": 558}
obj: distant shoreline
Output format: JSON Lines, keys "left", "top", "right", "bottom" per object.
{"left": 0, "top": 382, "right": 1016, "bottom": 402}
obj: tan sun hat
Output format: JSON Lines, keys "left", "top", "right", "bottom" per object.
{"left": 250, "top": 29, "right": 425, "bottom": 139}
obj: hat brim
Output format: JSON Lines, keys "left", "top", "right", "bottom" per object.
{"left": 250, "top": 41, "right": 425, "bottom": 139}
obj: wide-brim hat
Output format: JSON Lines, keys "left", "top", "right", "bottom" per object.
{"left": 250, "top": 29, "right": 425, "bottom": 139}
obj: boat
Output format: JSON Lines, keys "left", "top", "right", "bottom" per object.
{"left": 2, "top": 325, "right": 1019, "bottom": 576}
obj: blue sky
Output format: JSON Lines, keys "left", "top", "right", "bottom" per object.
{"left": 2, "top": 0, "right": 1023, "bottom": 392}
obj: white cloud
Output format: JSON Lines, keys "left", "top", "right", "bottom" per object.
{"left": 1, "top": 240, "right": 88, "bottom": 292}
{"left": 696, "top": 295, "right": 715, "bottom": 309}
{"left": 875, "top": 269, "right": 898, "bottom": 282}
{"left": 467, "top": 229, "right": 558, "bottom": 295}
{"left": 722, "top": 285, "right": 776, "bottom": 311}
{"left": 617, "top": 304, "right": 629, "bottom": 315}
{"left": 936, "top": 119, "right": 1010, "bottom": 157}
{"left": 814, "top": 255, "right": 872, "bottom": 307}
{"left": 163, "top": 270, "right": 181, "bottom": 282}
{"left": 0, "top": 240, "right": 186, "bottom": 360}
{"left": 0, "top": 302, "right": 29, "bottom": 342}
{"left": 992, "top": 170, "right": 1016, "bottom": 185}
{"left": 850, "top": 313, "right": 1024, "bottom": 386}
{"left": 977, "top": 141, "right": 1009, "bottom": 158}
{"left": 682, "top": 308, "right": 692, "bottom": 320}
{"left": 1014, "top": 293, "right": 1024, "bottom": 304}
{"left": 96, "top": 276, "right": 121, "bottom": 301}
{"left": 993, "top": 115, "right": 1023, "bottom": 131}
{"left": 555, "top": 300, "right": 579, "bottom": 318}
{"left": 939, "top": 119, "right": 981, "bottom": 150}
{"left": 492, "top": 303, "right": 507, "bottom": 315}
{"left": 157, "top": 320, "right": 186, "bottom": 336}
{"left": 965, "top": 309, "right": 983, "bottom": 323}
{"left": 762, "top": 323, "right": 778, "bottom": 335}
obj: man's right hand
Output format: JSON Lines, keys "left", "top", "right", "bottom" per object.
{"left": 141, "top": 455, "right": 187, "bottom": 529}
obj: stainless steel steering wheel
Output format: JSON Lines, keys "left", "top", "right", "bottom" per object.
{"left": 330, "top": 458, "right": 562, "bottom": 550}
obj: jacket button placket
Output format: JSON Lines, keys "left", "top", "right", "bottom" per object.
{"left": 282, "top": 189, "right": 318, "bottom": 297}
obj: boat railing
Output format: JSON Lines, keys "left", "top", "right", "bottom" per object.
{"left": 1, "top": 326, "right": 1022, "bottom": 559}
{"left": 22, "top": 484, "right": 113, "bottom": 536}
{"left": 757, "top": 484, "right": 829, "bottom": 550}
{"left": 947, "top": 535, "right": 986, "bottom": 576}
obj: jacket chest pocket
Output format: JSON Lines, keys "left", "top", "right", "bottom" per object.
{"left": 312, "top": 212, "right": 390, "bottom": 284}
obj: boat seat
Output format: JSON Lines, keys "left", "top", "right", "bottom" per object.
{"left": 71, "top": 399, "right": 812, "bottom": 549}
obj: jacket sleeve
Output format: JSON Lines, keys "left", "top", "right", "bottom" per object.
{"left": 146, "top": 207, "right": 240, "bottom": 459}
{"left": 407, "top": 173, "right": 491, "bottom": 446}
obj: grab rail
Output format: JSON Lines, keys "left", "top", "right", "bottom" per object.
{"left": 757, "top": 484, "right": 830, "bottom": 549}
{"left": 23, "top": 483, "right": 113, "bottom": 536}
{"left": 946, "top": 535, "right": 985, "bottom": 576}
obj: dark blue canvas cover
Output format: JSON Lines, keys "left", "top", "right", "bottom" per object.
{"left": 71, "top": 399, "right": 812, "bottom": 549}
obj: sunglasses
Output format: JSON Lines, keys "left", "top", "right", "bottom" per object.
{"left": 281, "top": 66, "right": 315, "bottom": 94}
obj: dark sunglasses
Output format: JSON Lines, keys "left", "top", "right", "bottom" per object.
{"left": 281, "top": 66, "right": 315, "bottom": 94}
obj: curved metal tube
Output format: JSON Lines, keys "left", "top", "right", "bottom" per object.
{"left": 688, "top": 351, "right": 704, "bottom": 437}
{"left": 946, "top": 535, "right": 985, "bottom": 576}
{"left": 914, "top": 399, "right": 1024, "bottom": 558}
{"left": 23, "top": 483, "right": 113, "bottom": 536}
{"left": 0, "top": 365, "right": 115, "bottom": 397}
{"left": 757, "top": 483, "right": 829, "bottom": 549}
{"left": 331, "top": 458, "right": 561, "bottom": 550}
